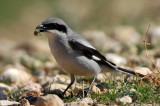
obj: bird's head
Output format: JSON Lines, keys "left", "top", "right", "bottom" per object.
{"left": 34, "top": 18, "right": 68, "bottom": 37}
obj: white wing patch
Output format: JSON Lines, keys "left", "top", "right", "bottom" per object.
{"left": 92, "top": 55, "right": 101, "bottom": 61}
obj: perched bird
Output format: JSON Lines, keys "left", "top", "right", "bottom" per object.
{"left": 34, "top": 18, "right": 144, "bottom": 96}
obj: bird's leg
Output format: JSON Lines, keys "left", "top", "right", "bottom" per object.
{"left": 86, "top": 75, "right": 97, "bottom": 96}
{"left": 62, "top": 74, "right": 75, "bottom": 95}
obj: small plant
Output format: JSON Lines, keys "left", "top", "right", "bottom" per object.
{"left": 7, "top": 89, "right": 24, "bottom": 102}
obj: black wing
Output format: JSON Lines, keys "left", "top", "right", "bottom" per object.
{"left": 68, "top": 39, "right": 116, "bottom": 67}
{"left": 68, "top": 39, "right": 145, "bottom": 77}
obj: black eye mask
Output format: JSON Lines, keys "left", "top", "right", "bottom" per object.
{"left": 43, "top": 23, "right": 67, "bottom": 33}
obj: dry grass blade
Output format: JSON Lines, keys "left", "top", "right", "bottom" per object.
{"left": 144, "top": 25, "right": 160, "bottom": 73}
{"left": 143, "top": 25, "right": 160, "bottom": 86}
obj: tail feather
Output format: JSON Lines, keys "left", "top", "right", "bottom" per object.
{"left": 117, "top": 67, "right": 145, "bottom": 77}
{"left": 104, "top": 60, "right": 145, "bottom": 77}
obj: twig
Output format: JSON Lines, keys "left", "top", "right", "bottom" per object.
{"left": 144, "top": 25, "right": 160, "bottom": 73}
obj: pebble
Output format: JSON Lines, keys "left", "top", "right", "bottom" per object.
{"left": 105, "top": 53, "right": 127, "bottom": 65}
{"left": 65, "top": 101, "right": 88, "bottom": 106}
{"left": 26, "top": 90, "right": 40, "bottom": 97}
{"left": 0, "top": 100, "right": 20, "bottom": 106}
{"left": 156, "top": 58, "right": 160, "bottom": 69}
{"left": 50, "top": 83, "right": 67, "bottom": 91}
{"left": 20, "top": 98, "right": 30, "bottom": 106}
{"left": 116, "top": 95, "right": 132, "bottom": 105}
{"left": 0, "top": 67, "right": 32, "bottom": 85}
{"left": 73, "top": 86, "right": 83, "bottom": 95}
{"left": 148, "top": 26, "right": 160, "bottom": 44}
{"left": 134, "top": 67, "right": 152, "bottom": 75}
{"left": 91, "top": 86, "right": 101, "bottom": 95}
{"left": 19, "top": 81, "right": 42, "bottom": 92}
{"left": 82, "top": 31, "right": 109, "bottom": 51}
{"left": 16, "top": 40, "right": 50, "bottom": 53}
{"left": 97, "top": 73, "right": 105, "bottom": 82}
{"left": 52, "top": 74, "right": 70, "bottom": 84}
{"left": 111, "top": 26, "right": 140, "bottom": 44}
{"left": 0, "top": 83, "right": 12, "bottom": 92}
{"left": 77, "top": 97, "right": 93, "bottom": 105}
{"left": 35, "top": 94, "right": 64, "bottom": 106}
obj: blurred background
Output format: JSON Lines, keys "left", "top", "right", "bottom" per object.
{"left": 1, "top": 0, "right": 160, "bottom": 40}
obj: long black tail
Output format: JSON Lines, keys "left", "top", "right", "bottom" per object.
{"left": 105, "top": 60, "right": 145, "bottom": 77}
{"left": 117, "top": 67, "right": 145, "bottom": 77}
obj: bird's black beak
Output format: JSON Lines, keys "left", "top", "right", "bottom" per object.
{"left": 34, "top": 24, "right": 47, "bottom": 36}
{"left": 36, "top": 25, "right": 47, "bottom": 32}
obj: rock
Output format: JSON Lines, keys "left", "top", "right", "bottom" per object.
{"left": 73, "top": 86, "right": 83, "bottom": 95}
{"left": 97, "top": 73, "right": 105, "bottom": 82}
{"left": 148, "top": 26, "right": 160, "bottom": 44}
{"left": 50, "top": 83, "right": 67, "bottom": 91}
{"left": 134, "top": 67, "right": 152, "bottom": 75}
{"left": 0, "top": 100, "right": 20, "bottom": 106}
{"left": 0, "top": 67, "right": 32, "bottom": 85}
{"left": 26, "top": 90, "right": 40, "bottom": 97}
{"left": 105, "top": 53, "right": 127, "bottom": 65}
{"left": 82, "top": 30, "right": 117, "bottom": 51}
{"left": 111, "top": 26, "right": 140, "bottom": 44}
{"left": 20, "top": 55, "right": 43, "bottom": 69}
{"left": 20, "top": 98, "right": 30, "bottom": 106}
{"left": 156, "top": 58, "right": 160, "bottom": 69}
{"left": 16, "top": 40, "right": 50, "bottom": 53}
{"left": 65, "top": 101, "right": 88, "bottom": 106}
{"left": 35, "top": 94, "right": 64, "bottom": 106}
{"left": 77, "top": 97, "right": 93, "bottom": 105}
{"left": 0, "top": 91, "right": 7, "bottom": 100}
{"left": 82, "top": 31, "right": 108, "bottom": 50}
{"left": 52, "top": 74, "right": 70, "bottom": 84}
{"left": 0, "top": 83, "right": 12, "bottom": 92}
{"left": 91, "top": 86, "right": 101, "bottom": 95}
{"left": 130, "top": 88, "right": 136, "bottom": 92}
{"left": 116, "top": 95, "right": 132, "bottom": 105}
{"left": 19, "top": 81, "right": 41, "bottom": 92}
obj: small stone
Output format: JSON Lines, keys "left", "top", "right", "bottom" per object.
{"left": 116, "top": 95, "right": 132, "bottom": 105}
{"left": 26, "top": 90, "right": 40, "bottom": 97}
{"left": 0, "top": 100, "right": 20, "bottom": 106}
{"left": 19, "top": 81, "right": 41, "bottom": 92}
{"left": 105, "top": 53, "right": 127, "bottom": 65}
{"left": 0, "top": 83, "right": 12, "bottom": 92}
{"left": 77, "top": 97, "right": 93, "bottom": 105}
{"left": 156, "top": 58, "right": 160, "bottom": 69}
{"left": 65, "top": 101, "right": 88, "bottom": 106}
{"left": 130, "top": 88, "right": 136, "bottom": 92}
{"left": 35, "top": 94, "right": 64, "bottom": 106}
{"left": 0, "top": 91, "right": 7, "bottom": 100}
{"left": 0, "top": 67, "right": 31, "bottom": 85}
{"left": 97, "top": 73, "right": 105, "bottom": 82}
{"left": 16, "top": 40, "right": 50, "bottom": 53}
{"left": 91, "top": 86, "right": 101, "bottom": 95}
{"left": 50, "top": 83, "right": 67, "bottom": 91}
{"left": 82, "top": 31, "right": 108, "bottom": 51}
{"left": 111, "top": 26, "right": 140, "bottom": 44}
{"left": 148, "top": 26, "right": 160, "bottom": 44}
{"left": 116, "top": 85, "right": 121, "bottom": 90}
{"left": 52, "top": 74, "right": 70, "bottom": 84}
{"left": 73, "top": 86, "right": 83, "bottom": 95}
{"left": 20, "top": 98, "right": 30, "bottom": 106}
{"left": 134, "top": 67, "right": 152, "bottom": 75}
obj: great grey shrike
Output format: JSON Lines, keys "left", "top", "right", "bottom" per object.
{"left": 34, "top": 18, "right": 144, "bottom": 96}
